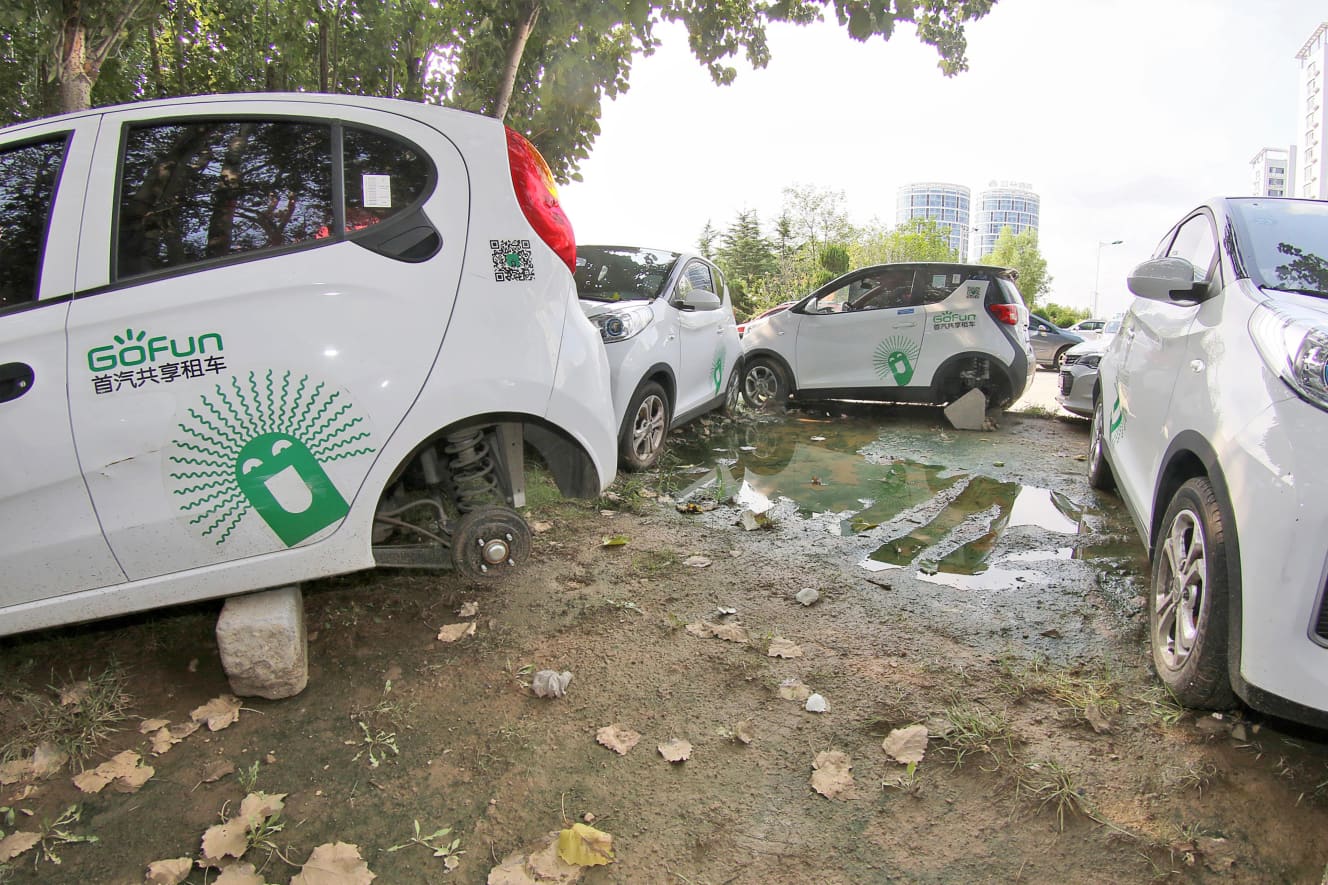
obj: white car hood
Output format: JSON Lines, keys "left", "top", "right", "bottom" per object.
{"left": 579, "top": 298, "right": 649, "bottom": 319}
{"left": 1065, "top": 334, "right": 1115, "bottom": 358}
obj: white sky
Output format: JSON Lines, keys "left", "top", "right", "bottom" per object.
{"left": 561, "top": 0, "right": 1321, "bottom": 318}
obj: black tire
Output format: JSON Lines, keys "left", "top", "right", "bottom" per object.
{"left": 1051, "top": 346, "right": 1069, "bottom": 371}
{"left": 722, "top": 358, "right": 744, "bottom": 418}
{"left": 1087, "top": 395, "right": 1115, "bottom": 491}
{"left": 742, "top": 357, "right": 789, "bottom": 410}
{"left": 619, "top": 381, "right": 670, "bottom": 471}
{"left": 1149, "top": 477, "right": 1237, "bottom": 710}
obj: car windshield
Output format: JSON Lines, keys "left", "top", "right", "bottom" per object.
{"left": 574, "top": 246, "right": 679, "bottom": 302}
{"left": 1229, "top": 199, "right": 1328, "bottom": 299}
{"left": 1104, "top": 318, "right": 1121, "bottom": 334}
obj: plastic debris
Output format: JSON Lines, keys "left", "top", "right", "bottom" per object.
{"left": 532, "top": 670, "right": 573, "bottom": 698}
{"left": 805, "top": 693, "right": 827, "bottom": 713}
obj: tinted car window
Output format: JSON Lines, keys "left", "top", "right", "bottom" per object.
{"left": 677, "top": 260, "right": 714, "bottom": 299}
{"left": 117, "top": 120, "right": 334, "bottom": 278}
{"left": 847, "top": 267, "right": 917, "bottom": 311}
{"left": 343, "top": 127, "right": 431, "bottom": 232}
{"left": 575, "top": 246, "right": 678, "bottom": 301}
{"left": 1229, "top": 198, "right": 1328, "bottom": 298}
{"left": 0, "top": 136, "right": 67, "bottom": 310}
{"left": 1167, "top": 214, "right": 1217, "bottom": 281}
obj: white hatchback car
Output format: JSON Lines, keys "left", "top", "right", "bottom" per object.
{"left": 1091, "top": 197, "right": 1328, "bottom": 727}
{"left": 0, "top": 93, "right": 618, "bottom": 637}
{"left": 740, "top": 262, "right": 1035, "bottom": 410}
{"left": 575, "top": 246, "right": 743, "bottom": 470}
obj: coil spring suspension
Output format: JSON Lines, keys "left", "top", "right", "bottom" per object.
{"left": 444, "top": 428, "right": 500, "bottom": 513}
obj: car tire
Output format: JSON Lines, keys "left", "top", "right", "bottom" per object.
{"left": 1051, "top": 346, "right": 1069, "bottom": 371}
{"left": 722, "top": 359, "right": 744, "bottom": 418}
{"left": 742, "top": 357, "right": 788, "bottom": 410}
{"left": 619, "top": 381, "right": 670, "bottom": 471}
{"left": 1149, "top": 477, "right": 1237, "bottom": 710}
{"left": 1087, "top": 395, "right": 1115, "bottom": 491}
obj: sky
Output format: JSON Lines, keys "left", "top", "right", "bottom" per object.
{"left": 560, "top": 0, "right": 1322, "bottom": 318}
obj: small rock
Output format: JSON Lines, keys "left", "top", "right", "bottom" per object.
{"left": 1195, "top": 713, "right": 1231, "bottom": 736}
{"left": 1231, "top": 722, "right": 1248, "bottom": 742}
{"left": 738, "top": 509, "right": 770, "bottom": 531}
{"left": 683, "top": 555, "right": 712, "bottom": 568}
{"left": 531, "top": 670, "right": 573, "bottom": 699}
{"left": 805, "top": 693, "right": 827, "bottom": 713}
{"left": 795, "top": 588, "right": 820, "bottom": 606}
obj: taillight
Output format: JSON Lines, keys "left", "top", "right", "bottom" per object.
{"left": 505, "top": 128, "right": 576, "bottom": 273}
{"left": 988, "top": 303, "right": 1020, "bottom": 326}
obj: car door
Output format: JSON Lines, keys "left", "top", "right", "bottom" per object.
{"left": 1111, "top": 212, "right": 1215, "bottom": 517}
{"left": 65, "top": 100, "right": 469, "bottom": 581}
{"left": 0, "top": 119, "right": 127, "bottom": 607}
{"left": 670, "top": 259, "right": 728, "bottom": 416}
{"left": 795, "top": 266, "right": 922, "bottom": 390}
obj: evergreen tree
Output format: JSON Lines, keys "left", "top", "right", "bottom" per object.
{"left": 978, "top": 227, "right": 1052, "bottom": 307}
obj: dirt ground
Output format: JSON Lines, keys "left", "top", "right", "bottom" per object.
{"left": 3, "top": 400, "right": 1328, "bottom": 884}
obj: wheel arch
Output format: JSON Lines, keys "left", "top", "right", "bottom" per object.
{"left": 742, "top": 348, "right": 797, "bottom": 395}
{"left": 929, "top": 351, "right": 1016, "bottom": 406}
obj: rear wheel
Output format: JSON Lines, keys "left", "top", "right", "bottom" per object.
{"left": 723, "top": 359, "right": 743, "bottom": 417}
{"left": 742, "top": 358, "right": 789, "bottom": 410}
{"left": 1087, "top": 395, "right": 1115, "bottom": 491}
{"left": 1149, "top": 477, "right": 1236, "bottom": 709}
{"left": 619, "top": 381, "right": 670, "bottom": 471}
{"left": 1051, "top": 346, "right": 1070, "bottom": 371}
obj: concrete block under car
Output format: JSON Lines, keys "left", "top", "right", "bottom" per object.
{"left": 943, "top": 388, "right": 995, "bottom": 431}
{"left": 216, "top": 585, "right": 308, "bottom": 699}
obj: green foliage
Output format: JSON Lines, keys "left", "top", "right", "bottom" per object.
{"left": 1035, "top": 303, "right": 1090, "bottom": 329}
{"left": 851, "top": 217, "right": 957, "bottom": 266}
{"left": 977, "top": 226, "right": 1052, "bottom": 308}
{"left": 714, "top": 209, "right": 777, "bottom": 317}
{"left": 819, "top": 243, "right": 850, "bottom": 275}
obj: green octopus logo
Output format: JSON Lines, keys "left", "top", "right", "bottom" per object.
{"left": 168, "top": 371, "right": 376, "bottom": 546}
{"left": 712, "top": 347, "right": 725, "bottom": 395}
{"left": 873, "top": 337, "right": 922, "bottom": 386}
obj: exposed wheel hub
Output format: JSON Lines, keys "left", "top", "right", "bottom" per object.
{"left": 451, "top": 505, "right": 531, "bottom": 579}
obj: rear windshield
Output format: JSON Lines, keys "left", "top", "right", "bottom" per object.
{"left": 575, "top": 246, "right": 678, "bottom": 301}
{"left": 1229, "top": 199, "right": 1328, "bottom": 299}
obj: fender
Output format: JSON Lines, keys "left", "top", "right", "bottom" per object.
{"left": 740, "top": 348, "right": 797, "bottom": 395}
{"left": 928, "top": 350, "right": 1021, "bottom": 405}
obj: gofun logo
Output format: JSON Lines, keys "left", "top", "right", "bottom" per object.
{"left": 87, "top": 328, "right": 223, "bottom": 372}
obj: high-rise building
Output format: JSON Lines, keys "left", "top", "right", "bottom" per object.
{"left": 895, "top": 182, "right": 971, "bottom": 262}
{"left": 1295, "top": 22, "right": 1328, "bottom": 199}
{"left": 974, "top": 181, "right": 1040, "bottom": 258}
{"left": 1250, "top": 147, "right": 1296, "bottom": 197}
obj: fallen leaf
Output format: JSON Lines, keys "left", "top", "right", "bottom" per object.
{"left": 30, "top": 742, "right": 65, "bottom": 779}
{"left": 734, "top": 721, "right": 754, "bottom": 745}
{"left": 1198, "top": 837, "right": 1237, "bottom": 872}
{"left": 810, "top": 750, "right": 854, "bottom": 799}
{"left": 685, "top": 621, "right": 749, "bottom": 643}
{"left": 200, "top": 759, "right": 236, "bottom": 783}
{"left": 150, "top": 727, "right": 180, "bottom": 756}
{"left": 531, "top": 670, "right": 572, "bottom": 698}
{"left": 531, "top": 520, "right": 554, "bottom": 533}
{"left": 436, "top": 622, "right": 477, "bottom": 643}
{"left": 556, "top": 824, "right": 615, "bottom": 867}
{"left": 145, "top": 857, "right": 193, "bottom": 884}
{"left": 767, "top": 638, "right": 803, "bottom": 659}
{"left": 0, "top": 832, "right": 40, "bottom": 862}
{"left": 1084, "top": 703, "right": 1112, "bottom": 734}
{"left": 291, "top": 842, "right": 376, "bottom": 885}
{"left": 600, "top": 535, "right": 629, "bottom": 547}
{"left": 239, "top": 791, "right": 286, "bottom": 825}
{"left": 595, "top": 725, "right": 641, "bottom": 756}
{"left": 215, "top": 863, "right": 266, "bottom": 885}
{"left": 200, "top": 818, "right": 251, "bottom": 865}
{"left": 192, "top": 695, "right": 242, "bottom": 731}
{"left": 171, "top": 720, "right": 201, "bottom": 741}
{"left": 60, "top": 680, "right": 92, "bottom": 706}
{"left": 778, "top": 678, "right": 812, "bottom": 702}
{"left": 658, "top": 739, "right": 692, "bottom": 763}
{"left": 73, "top": 750, "right": 154, "bottom": 794}
{"left": 457, "top": 601, "right": 479, "bottom": 618}
{"left": 0, "top": 759, "right": 29, "bottom": 785}
{"left": 881, "top": 725, "right": 929, "bottom": 764}
{"left": 139, "top": 718, "right": 171, "bottom": 734}
{"left": 682, "top": 555, "right": 712, "bottom": 568}
{"left": 488, "top": 840, "right": 584, "bottom": 885}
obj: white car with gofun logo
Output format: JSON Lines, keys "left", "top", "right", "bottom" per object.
{"left": 0, "top": 93, "right": 618, "bottom": 637}
{"left": 739, "top": 262, "right": 1035, "bottom": 410}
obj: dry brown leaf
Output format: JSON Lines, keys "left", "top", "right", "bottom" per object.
{"left": 31, "top": 742, "right": 67, "bottom": 779}
{"left": 239, "top": 791, "right": 286, "bottom": 825}
{"left": 59, "top": 680, "right": 91, "bottom": 706}
{"left": 200, "top": 759, "right": 236, "bottom": 783}
{"left": 734, "top": 721, "right": 754, "bottom": 745}
{"left": 200, "top": 818, "right": 251, "bottom": 865}
{"left": 767, "top": 638, "right": 803, "bottom": 658}
{"left": 436, "top": 622, "right": 477, "bottom": 643}
{"left": 487, "top": 840, "right": 584, "bottom": 885}
{"left": 215, "top": 862, "right": 266, "bottom": 885}
{"left": 0, "top": 832, "right": 40, "bottom": 862}
{"left": 530, "top": 520, "right": 554, "bottom": 533}
{"left": 711, "top": 622, "right": 750, "bottom": 643}
{"left": 778, "top": 679, "right": 812, "bottom": 702}
{"left": 145, "top": 857, "right": 195, "bottom": 884}
{"left": 682, "top": 555, "right": 712, "bottom": 568}
{"left": 457, "top": 601, "right": 479, "bottom": 618}
{"left": 1084, "top": 703, "right": 1112, "bottom": 734}
{"left": 0, "top": 759, "right": 29, "bottom": 785}
{"left": 556, "top": 824, "right": 615, "bottom": 867}
{"left": 113, "top": 759, "right": 156, "bottom": 793}
{"left": 881, "top": 725, "right": 929, "bottom": 764}
{"left": 291, "top": 842, "right": 376, "bottom": 885}
{"left": 684, "top": 621, "right": 713, "bottom": 638}
{"left": 595, "top": 725, "right": 641, "bottom": 756}
{"left": 658, "top": 739, "right": 692, "bottom": 763}
{"left": 73, "top": 750, "right": 153, "bottom": 794}
{"left": 139, "top": 718, "right": 171, "bottom": 734}
{"left": 811, "top": 750, "right": 855, "bottom": 799}
{"left": 150, "top": 727, "right": 180, "bottom": 756}
{"left": 192, "top": 695, "right": 242, "bottom": 731}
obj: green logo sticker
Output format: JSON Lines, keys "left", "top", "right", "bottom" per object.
{"left": 873, "top": 337, "right": 922, "bottom": 386}
{"left": 168, "top": 371, "right": 375, "bottom": 546}
{"left": 712, "top": 347, "right": 725, "bottom": 395}
{"left": 1109, "top": 392, "right": 1125, "bottom": 437}
{"left": 932, "top": 311, "right": 978, "bottom": 331}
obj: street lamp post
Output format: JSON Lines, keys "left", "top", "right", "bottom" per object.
{"left": 1093, "top": 239, "right": 1123, "bottom": 318}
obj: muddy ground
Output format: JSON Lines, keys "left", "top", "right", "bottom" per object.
{"left": 3, "top": 401, "right": 1328, "bottom": 884}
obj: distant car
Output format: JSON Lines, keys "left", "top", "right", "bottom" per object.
{"left": 737, "top": 301, "right": 795, "bottom": 337}
{"left": 1055, "top": 317, "right": 1121, "bottom": 416}
{"left": 1090, "top": 196, "right": 1328, "bottom": 729}
{"left": 740, "top": 262, "right": 1035, "bottom": 410}
{"left": 1028, "top": 315, "right": 1084, "bottom": 369}
{"left": 0, "top": 93, "right": 619, "bottom": 639}
{"left": 1069, "top": 318, "right": 1108, "bottom": 336}
{"left": 576, "top": 245, "right": 743, "bottom": 470}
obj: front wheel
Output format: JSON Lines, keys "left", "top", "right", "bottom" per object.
{"left": 1087, "top": 395, "right": 1115, "bottom": 491}
{"left": 742, "top": 358, "right": 789, "bottom": 410}
{"left": 1051, "top": 346, "right": 1069, "bottom": 371}
{"left": 1149, "top": 477, "right": 1236, "bottom": 710}
{"left": 722, "top": 359, "right": 743, "bottom": 417}
{"left": 619, "top": 381, "right": 671, "bottom": 471}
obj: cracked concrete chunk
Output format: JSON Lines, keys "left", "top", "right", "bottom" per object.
{"left": 216, "top": 585, "right": 308, "bottom": 699}
{"left": 943, "top": 388, "right": 992, "bottom": 431}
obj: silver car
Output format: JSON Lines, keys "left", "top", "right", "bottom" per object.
{"left": 1055, "top": 317, "right": 1121, "bottom": 416}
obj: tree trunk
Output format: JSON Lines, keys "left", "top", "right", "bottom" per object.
{"left": 493, "top": 0, "right": 541, "bottom": 121}
{"left": 57, "top": 1, "right": 92, "bottom": 113}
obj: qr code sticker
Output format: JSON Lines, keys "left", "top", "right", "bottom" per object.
{"left": 491, "top": 239, "right": 534, "bottom": 282}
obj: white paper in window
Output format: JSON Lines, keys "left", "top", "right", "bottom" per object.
{"left": 362, "top": 174, "right": 392, "bottom": 208}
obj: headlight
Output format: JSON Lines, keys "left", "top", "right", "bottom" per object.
{"left": 591, "top": 305, "right": 653, "bottom": 343}
{"left": 1078, "top": 353, "right": 1102, "bottom": 370}
{"left": 1249, "top": 303, "right": 1328, "bottom": 411}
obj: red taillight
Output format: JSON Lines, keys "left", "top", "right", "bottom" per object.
{"left": 988, "top": 303, "right": 1020, "bottom": 326}
{"left": 505, "top": 127, "right": 576, "bottom": 273}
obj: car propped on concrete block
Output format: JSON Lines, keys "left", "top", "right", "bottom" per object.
{"left": 0, "top": 93, "right": 618, "bottom": 638}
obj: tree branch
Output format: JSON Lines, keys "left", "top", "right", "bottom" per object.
{"left": 493, "top": 0, "right": 541, "bottom": 121}
{"left": 87, "top": 0, "right": 154, "bottom": 73}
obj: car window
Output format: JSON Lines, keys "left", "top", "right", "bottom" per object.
{"left": 846, "top": 267, "right": 917, "bottom": 311}
{"left": 117, "top": 119, "right": 335, "bottom": 279}
{"left": 574, "top": 246, "right": 678, "bottom": 301}
{"left": 1166, "top": 214, "right": 1217, "bottom": 281}
{"left": 0, "top": 135, "right": 67, "bottom": 311}
{"left": 675, "top": 260, "right": 715, "bottom": 299}
{"left": 342, "top": 127, "right": 432, "bottom": 233}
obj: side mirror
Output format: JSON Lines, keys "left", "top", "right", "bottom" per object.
{"left": 1127, "top": 257, "right": 1209, "bottom": 305}
{"left": 681, "top": 289, "right": 722, "bottom": 311}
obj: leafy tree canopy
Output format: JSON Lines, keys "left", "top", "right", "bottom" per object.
{"left": 978, "top": 226, "right": 1051, "bottom": 307}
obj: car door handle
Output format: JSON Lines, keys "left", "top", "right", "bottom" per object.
{"left": 1190, "top": 359, "right": 1205, "bottom": 373}
{"left": 895, "top": 321, "right": 918, "bottom": 329}
{"left": 0, "top": 362, "right": 35, "bottom": 403}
